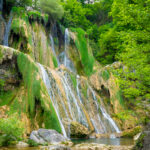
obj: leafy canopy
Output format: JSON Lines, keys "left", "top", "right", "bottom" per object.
{"left": 39, "top": 0, "right": 64, "bottom": 20}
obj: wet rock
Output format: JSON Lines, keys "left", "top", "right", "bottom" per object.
{"left": 70, "top": 122, "right": 90, "bottom": 138}
{"left": 16, "top": 141, "right": 29, "bottom": 147}
{"left": 30, "top": 129, "right": 68, "bottom": 145}
{"left": 47, "top": 145, "right": 71, "bottom": 150}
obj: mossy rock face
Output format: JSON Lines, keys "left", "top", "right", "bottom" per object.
{"left": 0, "top": 45, "right": 62, "bottom": 135}
{"left": 122, "top": 126, "right": 142, "bottom": 138}
{"left": 70, "top": 122, "right": 90, "bottom": 138}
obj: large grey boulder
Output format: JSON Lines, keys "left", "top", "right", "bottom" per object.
{"left": 30, "top": 129, "right": 68, "bottom": 145}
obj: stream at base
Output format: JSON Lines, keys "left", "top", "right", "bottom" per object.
{"left": 1, "top": 138, "right": 134, "bottom": 150}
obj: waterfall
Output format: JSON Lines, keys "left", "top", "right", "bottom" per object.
{"left": 100, "top": 106, "right": 120, "bottom": 133}
{"left": 76, "top": 76, "right": 83, "bottom": 105}
{"left": 3, "top": 13, "right": 13, "bottom": 46}
{"left": 0, "top": 0, "right": 3, "bottom": 12}
{"left": 59, "top": 71, "right": 88, "bottom": 128}
{"left": 58, "top": 28, "right": 76, "bottom": 72}
{"left": 89, "top": 87, "right": 120, "bottom": 134}
{"left": 64, "top": 28, "right": 69, "bottom": 66}
{"left": 37, "top": 63, "right": 67, "bottom": 138}
{"left": 50, "top": 34, "right": 60, "bottom": 66}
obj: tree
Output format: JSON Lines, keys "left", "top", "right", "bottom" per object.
{"left": 4, "top": 0, "right": 32, "bottom": 13}
{"left": 62, "top": 0, "right": 91, "bottom": 29}
{"left": 39, "top": 0, "right": 64, "bottom": 20}
{"left": 111, "top": 0, "right": 150, "bottom": 101}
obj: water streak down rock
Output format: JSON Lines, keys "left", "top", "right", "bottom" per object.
{"left": 3, "top": 13, "right": 13, "bottom": 46}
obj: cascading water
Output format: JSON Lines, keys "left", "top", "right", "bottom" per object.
{"left": 0, "top": 0, "right": 3, "bottom": 12}
{"left": 3, "top": 13, "right": 13, "bottom": 46}
{"left": 76, "top": 76, "right": 83, "bottom": 105}
{"left": 59, "top": 28, "right": 76, "bottom": 72}
{"left": 50, "top": 34, "right": 60, "bottom": 66}
{"left": 59, "top": 71, "right": 89, "bottom": 128}
{"left": 100, "top": 106, "right": 120, "bottom": 133}
{"left": 37, "top": 63, "right": 67, "bottom": 138}
{"left": 89, "top": 87, "right": 120, "bottom": 134}
{"left": 64, "top": 28, "right": 69, "bottom": 67}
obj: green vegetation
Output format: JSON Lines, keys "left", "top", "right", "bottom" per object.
{"left": 0, "top": 90, "right": 17, "bottom": 107}
{"left": 0, "top": 79, "right": 5, "bottom": 91}
{"left": 52, "top": 55, "right": 58, "bottom": 68}
{"left": 72, "top": 28, "right": 94, "bottom": 76}
{"left": 101, "top": 70, "right": 110, "bottom": 81}
{"left": 0, "top": 114, "right": 25, "bottom": 146}
{"left": 39, "top": 0, "right": 64, "bottom": 20}
{"left": 114, "top": 110, "right": 135, "bottom": 121}
{"left": 27, "top": 139, "right": 39, "bottom": 147}
{"left": 122, "top": 126, "right": 142, "bottom": 138}
{"left": 17, "top": 53, "right": 62, "bottom": 133}
{"left": 70, "top": 73, "right": 77, "bottom": 89}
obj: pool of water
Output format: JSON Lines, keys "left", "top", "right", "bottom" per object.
{"left": 1, "top": 138, "right": 134, "bottom": 150}
{"left": 71, "top": 137, "right": 134, "bottom": 146}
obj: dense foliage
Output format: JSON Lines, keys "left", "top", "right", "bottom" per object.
{"left": 0, "top": 114, "right": 25, "bottom": 146}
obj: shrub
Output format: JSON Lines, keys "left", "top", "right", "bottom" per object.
{"left": 39, "top": 0, "right": 64, "bottom": 20}
{"left": 0, "top": 114, "right": 25, "bottom": 141}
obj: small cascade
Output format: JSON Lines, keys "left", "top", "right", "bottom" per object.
{"left": 3, "top": 13, "right": 13, "bottom": 46}
{"left": 59, "top": 28, "right": 76, "bottom": 72}
{"left": 0, "top": 0, "right": 3, "bottom": 12}
{"left": 64, "top": 28, "right": 69, "bottom": 67}
{"left": 37, "top": 63, "right": 67, "bottom": 138}
{"left": 89, "top": 87, "right": 120, "bottom": 134}
{"left": 76, "top": 76, "right": 83, "bottom": 105}
{"left": 50, "top": 34, "right": 60, "bottom": 65}
{"left": 59, "top": 71, "right": 88, "bottom": 128}
{"left": 87, "top": 87, "right": 106, "bottom": 134}
{"left": 100, "top": 106, "right": 120, "bottom": 133}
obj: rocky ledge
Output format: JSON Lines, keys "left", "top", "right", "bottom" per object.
{"left": 72, "top": 143, "right": 133, "bottom": 150}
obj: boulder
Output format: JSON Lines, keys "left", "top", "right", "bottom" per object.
{"left": 70, "top": 122, "right": 90, "bottom": 138}
{"left": 30, "top": 129, "right": 68, "bottom": 145}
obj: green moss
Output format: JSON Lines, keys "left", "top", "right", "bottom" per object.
{"left": 17, "top": 53, "right": 62, "bottom": 133}
{"left": 70, "top": 73, "right": 77, "bottom": 89}
{"left": 0, "top": 49, "right": 3, "bottom": 60}
{"left": 116, "top": 90, "right": 124, "bottom": 106}
{"left": 114, "top": 110, "right": 135, "bottom": 121}
{"left": 0, "top": 79, "right": 5, "bottom": 91}
{"left": 52, "top": 55, "right": 58, "bottom": 68}
{"left": 11, "top": 7, "right": 34, "bottom": 53}
{"left": 82, "top": 83, "right": 88, "bottom": 98}
{"left": 133, "top": 133, "right": 145, "bottom": 150}
{"left": 28, "top": 10, "right": 49, "bottom": 24}
{"left": 122, "top": 126, "right": 142, "bottom": 138}
{"left": 71, "top": 28, "right": 95, "bottom": 76}
{"left": 0, "top": 90, "right": 17, "bottom": 107}
{"left": 101, "top": 70, "right": 110, "bottom": 80}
